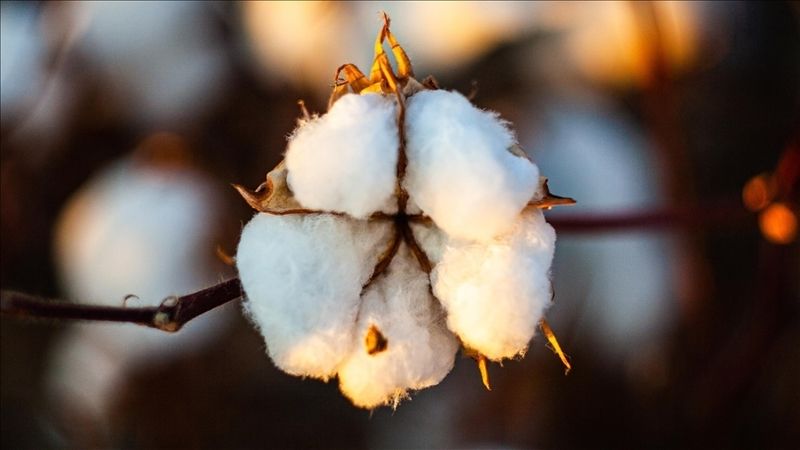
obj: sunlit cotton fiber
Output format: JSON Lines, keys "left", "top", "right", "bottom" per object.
{"left": 286, "top": 93, "right": 399, "bottom": 218}
{"left": 432, "top": 210, "right": 556, "bottom": 361}
{"left": 238, "top": 64, "right": 563, "bottom": 408}
{"left": 337, "top": 246, "right": 458, "bottom": 408}
{"left": 237, "top": 213, "right": 392, "bottom": 379}
{"left": 409, "top": 222, "right": 448, "bottom": 265}
{"left": 404, "top": 89, "right": 540, "bottom": 242}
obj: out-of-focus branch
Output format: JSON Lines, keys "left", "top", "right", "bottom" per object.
{"left": 1, "top": 278, "right": 242, "bottom": 332}
{"left": 549, "top": 201, "right": 754, "bottom": 233}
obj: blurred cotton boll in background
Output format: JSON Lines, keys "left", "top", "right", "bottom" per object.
{"left": 62, "top": 1, "right": 229, "bottom": 127}
{"left": 0, "top": 2, "right": 45, "bottom": 120}
{"left": 525, "top": 100, "right": 680, "bottom": 369}
{"left": 47, "top": 136, "right": 233, "bottom": 442}
{"left": 0, "top": 2, "right": 79, "bottom": 163}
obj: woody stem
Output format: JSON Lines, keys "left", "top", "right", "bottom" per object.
{"left": 1, "top": 278, "right": 242, "bottom": 332}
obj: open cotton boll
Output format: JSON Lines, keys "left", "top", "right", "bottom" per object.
{"left": 337, "top": 245, "right": 458, "bottom": 409}
{"left": 432, "top": 210, "right": 556, "bottom": 361}
{"left": 286, "top": 93, "right": 399, "bottom": 218}
{"left": 404, "top": 89, "right": 540, "bottom": 242}
{"left": 237, "top": 213, "right": 392, "bottom": 379}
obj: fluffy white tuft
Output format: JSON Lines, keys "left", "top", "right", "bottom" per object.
{"left": 410, "top": 222, "right": 448, "bottom": 266}
{"left": 286, "top": 93, "right": 399, "bottom": 218}
{"left": 337, "top": 245, "right": 458, "bottom": 409}
{"left": 404, "top": 89, "right": 539, "bottom": 242}
{"left": 432, "top": 210, "right": 556, "bottom": 361}
{"left": 237, "top": 213, "right": 392, "bottom": 379}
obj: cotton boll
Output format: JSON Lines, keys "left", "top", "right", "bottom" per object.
{"left": 338, "top": 245, "right": 458, "bottom": 409}
{"left": 237, "top": 213, "right": 392, "bottom": 379}
{"left": 285, "top": 93, "right": 399, "bottom": 218}
{"left": 432, "top": 210, "right": 556, "bottom": 361}
{"left": 404, "top": 90, "right": 539, "bottom": 242}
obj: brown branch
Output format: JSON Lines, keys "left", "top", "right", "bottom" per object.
{"left": 549, "top": 201, "right": 754, "bottom": 233}
{"left": 1, "top": 278, "right": 242, "bottom": 332}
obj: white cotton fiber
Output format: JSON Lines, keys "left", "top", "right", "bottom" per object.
{"left": 237, "top": 213, "right": 392, "bottom": 379}
{"left": 404, "top": 89, "right": 540, "bottom": 242}
{"left": 410, "top": 222, "right": 448, "bottom": 266}
{"left": 432, "top": 210, "right": 556, "bottom": 361}
{"left": 286, "top": 93, "right": 399, "bottom": 218}
{"left": 337, "top": 245, "right": 458, "bottom": 409}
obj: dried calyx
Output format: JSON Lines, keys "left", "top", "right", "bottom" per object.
{"left": 235, "top": 14, "right": 574, "bottom": 409}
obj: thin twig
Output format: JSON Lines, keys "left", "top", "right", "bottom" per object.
{"left": 1, "top": 278, "right": 242, "bottom": 332}
{"left": 549, "top": 201, "right": 753, "bottom": 233}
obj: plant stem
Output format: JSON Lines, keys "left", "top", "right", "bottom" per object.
{"left": 549, "top": 201, "right": 753, "bottom": 233}
{"left": 1, "top": 278, "right": 242, "bottom": 332}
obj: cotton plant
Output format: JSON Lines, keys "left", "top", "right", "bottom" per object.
{"left": 235, "top": 16, "right": 573, "bottom": 409}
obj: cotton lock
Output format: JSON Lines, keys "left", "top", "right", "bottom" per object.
{"left": 405, "top": 89, "right": 541, "bottom": 242}
{"left": 286, "top": 93, "right": 399, "bottom": 218}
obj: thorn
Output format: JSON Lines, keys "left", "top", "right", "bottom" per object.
{"left": 540, "top": 319, "right": 572, "bottom": 375}
{"left": 232, "top": 183, "right": 264, "bottom": 212}
{"left": 529, "top": 178, "right": 576, "bottom": 209}
{"left": 215, "top": 245, "right": 236, "bottom": 266}
{"left": 297, "top": 99, "right": 311, "bottom": 121}
{"left": 477, "top": 354, "right": 492, "bottom": 391}
{"left": 534, "top": 195, "right": 577, "bottom": 208}
{"left": 421, "top": 75, "right": 440, "bottom": 90}
{"left": 467, "top": 80, "right": 479, "bottom": 101}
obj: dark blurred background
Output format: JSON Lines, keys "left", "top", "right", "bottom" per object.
{"left": 2, "top": 1, "right": 798, "bottom": 449}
